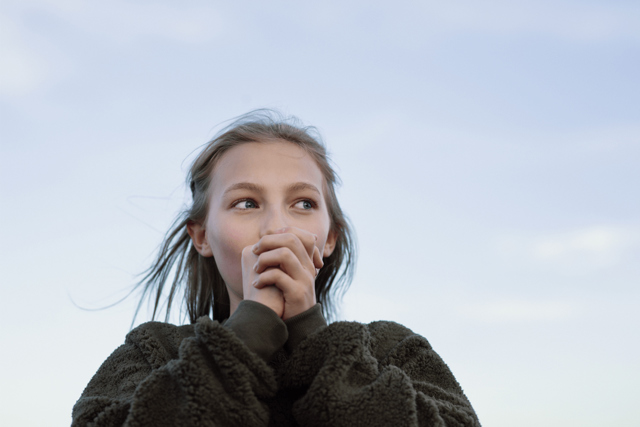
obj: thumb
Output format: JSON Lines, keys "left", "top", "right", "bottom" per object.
{"left": 313, "top": 246, "right": 324, "bottom": 270}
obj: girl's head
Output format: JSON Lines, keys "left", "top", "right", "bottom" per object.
{"left": 137, "top": 110, "right": 355, "bottom": 323}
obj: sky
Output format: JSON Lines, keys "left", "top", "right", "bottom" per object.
{"left": 1, "top": 0, "right": 639, "bottom": 425}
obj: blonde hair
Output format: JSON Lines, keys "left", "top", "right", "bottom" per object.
{"left": 134, "top": 110, "right": 356, "bottom": 324}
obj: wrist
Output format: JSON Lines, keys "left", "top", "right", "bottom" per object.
{"left": 223, "top": 300, "right": 288, "bottom": 361}
{"left": 284, "top": 303, "right": 327, "bottom": 353}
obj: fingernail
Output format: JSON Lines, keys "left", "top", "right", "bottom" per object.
{"left": 252, "top": 244, "right": 259, "bottom": 253}
{"left": 314, "top": 234, "right": 318, "bottom": 241}
{"left": 253, "top": 262, "right": 258, "bottom": 272}
{"left": 252, "top": 279, "right": 258, "bottom": 287}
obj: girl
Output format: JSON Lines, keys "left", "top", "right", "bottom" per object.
{"left": 72, "top": 111, "right": 481, "bottom": 426}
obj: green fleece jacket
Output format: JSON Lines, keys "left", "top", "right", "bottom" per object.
{"left": 72, "top": 301, "right": 480, "bottom": 426}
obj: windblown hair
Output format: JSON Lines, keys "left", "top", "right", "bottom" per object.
{"left": 134, "top": 110, "right": 356, "bottom": 324}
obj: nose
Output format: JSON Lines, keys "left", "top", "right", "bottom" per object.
{"left": 260, "top": 205, "right": 289, "bottom": 237}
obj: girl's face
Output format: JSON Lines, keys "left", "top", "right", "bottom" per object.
{"left": 194, "top": 140, "right": 337, "bottom": 307}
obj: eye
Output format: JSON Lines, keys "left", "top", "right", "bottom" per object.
{"left": 294, "top": 199, "right": 317, "bottom": 210}
{"left": 233, "top": 199, "right": 258, "bottom": 210}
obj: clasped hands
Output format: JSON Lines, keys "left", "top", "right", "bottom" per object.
{"left": 241, "top": 227, "right": 324, "bottom": 320}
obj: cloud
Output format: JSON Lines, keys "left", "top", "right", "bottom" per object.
{"left": 532, "top": 226, "right": 630, "bottom": 262}
{"left": 286, "top": 0, "right": 640, "bottom": 51}
{"left": 428, "top": 0, "right": 640, "bottom": 42}
{"left": 3, "top": 0, "right": 225, "bottom": 45}
{"left": 0, "top": 0, "right": 226, "bottom": 95}
{"left": 497, "top": 225, "right": 640, "bottom": 275}
{"left": 0, "top": 16, "right": 49, "bottom": 96}
{"left": 459, "top": 298, "right": 583, "bottom": 322}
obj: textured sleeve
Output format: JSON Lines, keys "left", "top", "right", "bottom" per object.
{"left": 72, "top": 301, "right": 288, "bottom": 427}
{"left": 283, "top": 303, "right": 327, "bottom": 354}
{"left": 278, "top": 320, "right": 481, "bottom": 427}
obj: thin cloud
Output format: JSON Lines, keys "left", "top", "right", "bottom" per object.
{"left": 459, "top": 299, "right": 583, "bottom": 322}
{"left": 497, "top": 225, "right": 640, "bottom": 275}
{"left": 4, "top": 0, "right": 226, "bottom": 44}
{"left": 299, "top": 1, "right": 640, "bottom": 45}
{"left": 0, "top": 17, "right": 48, "bottom": 96}
{"left": 425, "top": 0, "right": 640, "bottom": 42}
{"left": 532, "top": 226, "right": 632, "bottom": 262}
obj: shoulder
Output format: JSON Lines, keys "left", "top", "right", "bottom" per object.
{"left": 364, "top": 320, "right": 430, "bottom": 361}
{"left": 322, "top": 319, "right": 430, "bottom": 362}
{"left": 125, "top": 321, "right": 196, "bottom": 369}
{"left": 362, "top": 320, "right": 466, "bottom": 396}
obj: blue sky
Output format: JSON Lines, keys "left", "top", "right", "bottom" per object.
{"left": 1, "top": 1, "right": 639, "bottom": 425}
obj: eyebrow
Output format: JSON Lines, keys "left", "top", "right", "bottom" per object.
{"left": 222, "top": 181, "right": 322, "bottom": 197}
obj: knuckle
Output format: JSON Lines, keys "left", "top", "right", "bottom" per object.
{"left": 276, "top": 246, "right": 291, "bottom": 258}
{"left": 304, "top": 238, "right": 315, "bottom": 253}
{"left": 242, "top": 246, "right": 252, "bottom": 256}
{"left": 260, "top": 267, "right": 272, "bottom": 278}
{"left": 263, "top": 267, "right": 280, "bottom": 280}
{"left": 284, "top": 249, "right": 296, "bottom": 263}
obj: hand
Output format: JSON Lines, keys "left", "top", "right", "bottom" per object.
{"left": 250, "top": 226, "right": 324, "bottom": 320}
{"left": 242, "top": 245, "right": 286, "bottom": 318}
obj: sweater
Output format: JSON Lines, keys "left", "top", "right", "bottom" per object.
{"left": 72, "top": 301, "right": 480, "bottom": 426}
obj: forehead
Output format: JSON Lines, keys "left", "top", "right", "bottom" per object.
{"left": 210, "top": 140, "right": 325, "bottom": 195}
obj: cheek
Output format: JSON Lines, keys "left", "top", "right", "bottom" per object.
{"left": 208, "top": 227, "right": 247, "bottom": 285}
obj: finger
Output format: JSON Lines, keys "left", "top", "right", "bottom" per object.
{"left": 254, "top": 227, "right": 316, "bottom": 262}
{"left": 252, "top": 267, "right": 296, "bottom": 291}
{"left": 276, "top": 227, "right": 317, "bottom": 259}
{"left": 242, "top": 244, "right": 259, "bottom": 264}
{"left": 253, "top": 268, "right": 310, "bottom": 308}
{"left": 241, "top": 245, "right": 260, "bottom": 278}
{"left": 254, "top": 247, "right": 313, "bottom": 282}
{"left": 253, "top": 229, "right": 317, "bottom": 274}
{"left": 313, "top": 246, "right": 324, "bottom": 270}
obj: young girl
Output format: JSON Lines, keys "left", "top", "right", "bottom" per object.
{"left": 72, "top": 111, "right": 481, "bottom": 426}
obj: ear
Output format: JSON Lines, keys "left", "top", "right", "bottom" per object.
{"left": 323, "top": 229, "right": 338, "bottom": 258}
{"left": 186, "top": 221, "right": 213, "bottom": 257}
